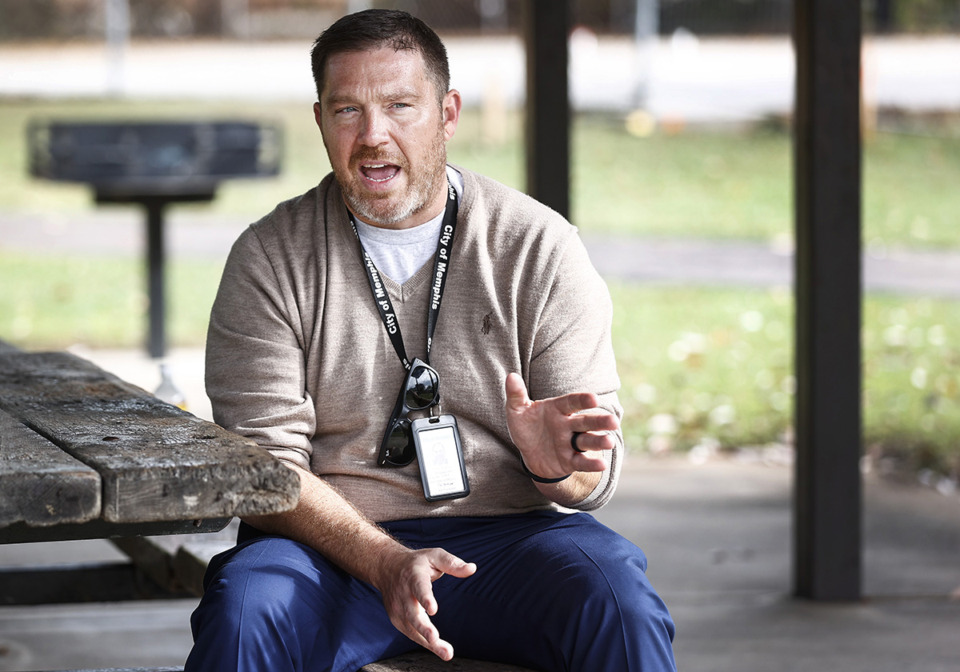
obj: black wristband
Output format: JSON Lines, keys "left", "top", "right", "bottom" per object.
{"left": 520, "top": 458, "right": 571, "bottom": 484}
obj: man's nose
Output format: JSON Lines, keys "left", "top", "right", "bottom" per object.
{"left": 358, "top": 110, "right": 390, "bottom": 147}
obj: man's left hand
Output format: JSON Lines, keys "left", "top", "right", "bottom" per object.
{"left": 504, "top": 373, "right": 619, "bottom": 481}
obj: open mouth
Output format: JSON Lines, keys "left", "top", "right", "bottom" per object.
{"left": 360, "top": 163, "right": 401, "bottom": 183}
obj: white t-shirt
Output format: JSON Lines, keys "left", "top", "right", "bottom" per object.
{"left": 353, "top": 166, "right": 464, "bottom": 284}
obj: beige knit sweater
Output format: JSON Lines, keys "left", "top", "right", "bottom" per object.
{"left": 206, "top": 166, "right": 623, "bottom": 522}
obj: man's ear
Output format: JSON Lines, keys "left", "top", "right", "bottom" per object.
{"left": 442, "top": 89, "right": 462, "bottom": 142}
{"left": 313, "top": 102, "right": 323, "bottom": 132}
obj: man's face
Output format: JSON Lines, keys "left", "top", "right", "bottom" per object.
{"left": 315, "top": 46, "right": 460, "bottom": 230}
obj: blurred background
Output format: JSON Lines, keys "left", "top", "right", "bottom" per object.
{"left": 0, "top": 0, "right": 959, "bottom": 484}
{"left": 1, "top": 3, "right": 960, "bottom": 671}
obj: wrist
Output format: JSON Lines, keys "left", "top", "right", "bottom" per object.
{"left": 519, "top": 456, "right": 571, "bottom": 484}
{"left": 366, "top": 537, "right": 410, "bottom": 590}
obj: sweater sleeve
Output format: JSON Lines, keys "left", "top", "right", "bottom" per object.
{"left": 205, "top": 222, "right": 316, "bottom": 471}
{"left": 528, "top": 231, "right": 624, "bottom": 510}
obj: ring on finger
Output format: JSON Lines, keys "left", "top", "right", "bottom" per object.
{"left": 571, "top": 431, "right": 586, "bottom": 453}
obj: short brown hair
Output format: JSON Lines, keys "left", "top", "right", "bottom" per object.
{"left": 310, "top": 9, "right": 450, "bottom": 106}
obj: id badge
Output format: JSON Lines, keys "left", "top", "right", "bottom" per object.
{"left": 410, "top": 414, "right": 470, "bottom": 502}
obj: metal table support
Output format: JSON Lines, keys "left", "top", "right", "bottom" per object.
{"left": 95, "top": 190, "right": 216, "bottom": 359}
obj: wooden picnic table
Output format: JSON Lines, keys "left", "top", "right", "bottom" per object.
{"left": 0, "top": 340, "right": 299, "bottom": 545}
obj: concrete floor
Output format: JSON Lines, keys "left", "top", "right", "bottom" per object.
{"left": 602, "top": 457, "right": 960, "bottom": 672}
{"left": 2, "top": 450, "right": 959, "bottom": 672}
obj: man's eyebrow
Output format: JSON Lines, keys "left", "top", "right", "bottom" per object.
{"left": 387, "top": 88, "right": 426, "bottom": 101}
{"left": 324, "top": 87, "right": 425, "bottom": 106}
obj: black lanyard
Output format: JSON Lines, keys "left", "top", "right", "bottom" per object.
{"left": 349, "top": 180, "right": 459, "bottom": 370}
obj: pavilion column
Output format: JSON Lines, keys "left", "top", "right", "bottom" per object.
{"left": 522, "top": 0, "right": 571, "bottom": 219}
{"left": 793, "top": 0, "right": 863, "bottom": 601}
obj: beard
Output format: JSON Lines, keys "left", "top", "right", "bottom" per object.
{"left": 336, "top": 126, "right": 448, "bottom": 228}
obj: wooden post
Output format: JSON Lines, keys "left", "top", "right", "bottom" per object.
{"left": 793, "top": 0, "right": 863, "bottom": 601}
{"left": 522, "top": 0, "right": 570, "bottom": 219}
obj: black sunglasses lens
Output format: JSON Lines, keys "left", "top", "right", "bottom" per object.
{"left": 405, "top": 365, "right": 439, "bottom": 409}
{"left": 383, "top": 418, "right": 414, "bottom": 466}
{"left": 379, "top": 361, "right": 440, "bottom": 467}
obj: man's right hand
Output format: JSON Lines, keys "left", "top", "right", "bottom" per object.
{"left": 374, "top": 547, "right": 477, "bottom": 660}
{"left": 373, "top": 546, "right": 477, "bottom": 661}
{"left": 244, "top": 466, "right": 476, "bottom": 660}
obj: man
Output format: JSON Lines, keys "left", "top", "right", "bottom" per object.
{"left": 187, "top": 9, "right": 675, "bottom": 672}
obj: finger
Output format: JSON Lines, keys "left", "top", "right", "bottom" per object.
{"left": 570, "top": 431, "right": 617, "bottom": 454}
{"left": 410, "top": 571, "right": 440, "bottom": 616}
{"left": 402, "top": 588, "right": 454, "bottom": 661}
{"left": 570, "top": 406, "right": 619, "bottom": 430}
{"left": 572, "top": 413, "right": 620, "bottom": 436}
{"left": 431, "top": 640, "right": 455, "bottom": 662}
{"left": 563, "top": 440, "right": 609, "bottom": 473}
{"left": 391, "top": 588, "right": 438, "bottom": 641}
{"left": 436, "top": 556, "right": 477, "bottom": 579}
{"left": 426, "top": 548, "right": 477, "bottom": 578}
{"left": 425, "top": 635, "right": 455, "bottom": 662}
{"left": 552, "top": 391, "right": 601, "bottom": 416}
{"left": 504, "top": 372, "right": 530, "bottom": 411}
{"left": 397, "top": 606, "right": 453, "bottom": 662}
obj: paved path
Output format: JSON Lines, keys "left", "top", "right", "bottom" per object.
{"left": 3, "top": 211, "right": 960, "bottom": 297}
{"left": 585, "top": 233, "right": 960, "bottom": 297}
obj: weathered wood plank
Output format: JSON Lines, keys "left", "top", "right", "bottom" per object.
{"left": 0, "top": 517, "right": 229, "bottom": 545}
{"left": 0, "top": 351, "right": 299, "bottom": 524}
{"left": 0, "top": 561, "right": 191, "bottom": 605}
{"left": 0, "top": 407, "right": 100, "bottom": 530}
{"left": 173, "top": 537, "right": 235, "bottom": 596}
{"left": 111, "top": 527, "right": 234, "bottom": 596}
{"left": 110, "top": 519, "right": 238, "bottom": 596}
{"left": 362, "top": 652, "right": 534, "bottom": 671}
{"left": 110, "top": 534, "right": 188, "bottom": 593}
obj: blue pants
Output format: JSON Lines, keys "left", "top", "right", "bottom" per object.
{"left": 186, "top": 511, "right": 676, "bottom": 672}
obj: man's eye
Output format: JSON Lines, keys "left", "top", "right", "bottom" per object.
{"left": 335, "top": 106, "right": 358, "bottom": 115}
{"left": 391, "top": 103, "right": 410, "bottom": 109}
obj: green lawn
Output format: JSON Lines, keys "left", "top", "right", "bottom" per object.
{"left": 611, "top": 282, "right": 960, "bottom": 473}
{"left": 0, "top": 251, "right": 223, "bottom": 349}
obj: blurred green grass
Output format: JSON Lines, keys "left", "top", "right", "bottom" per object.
{"left": 0, "top": 251, "right": 221, "bottom": 350}
{"left": 2, "top": 98, "right": 959, "bottom": 473}
{"left": 612, "top": 283, "right": 960, "bottom": 473}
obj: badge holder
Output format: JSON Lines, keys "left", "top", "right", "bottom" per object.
{"left": 411, "top": 413, "right": 470, "bottom": 502}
